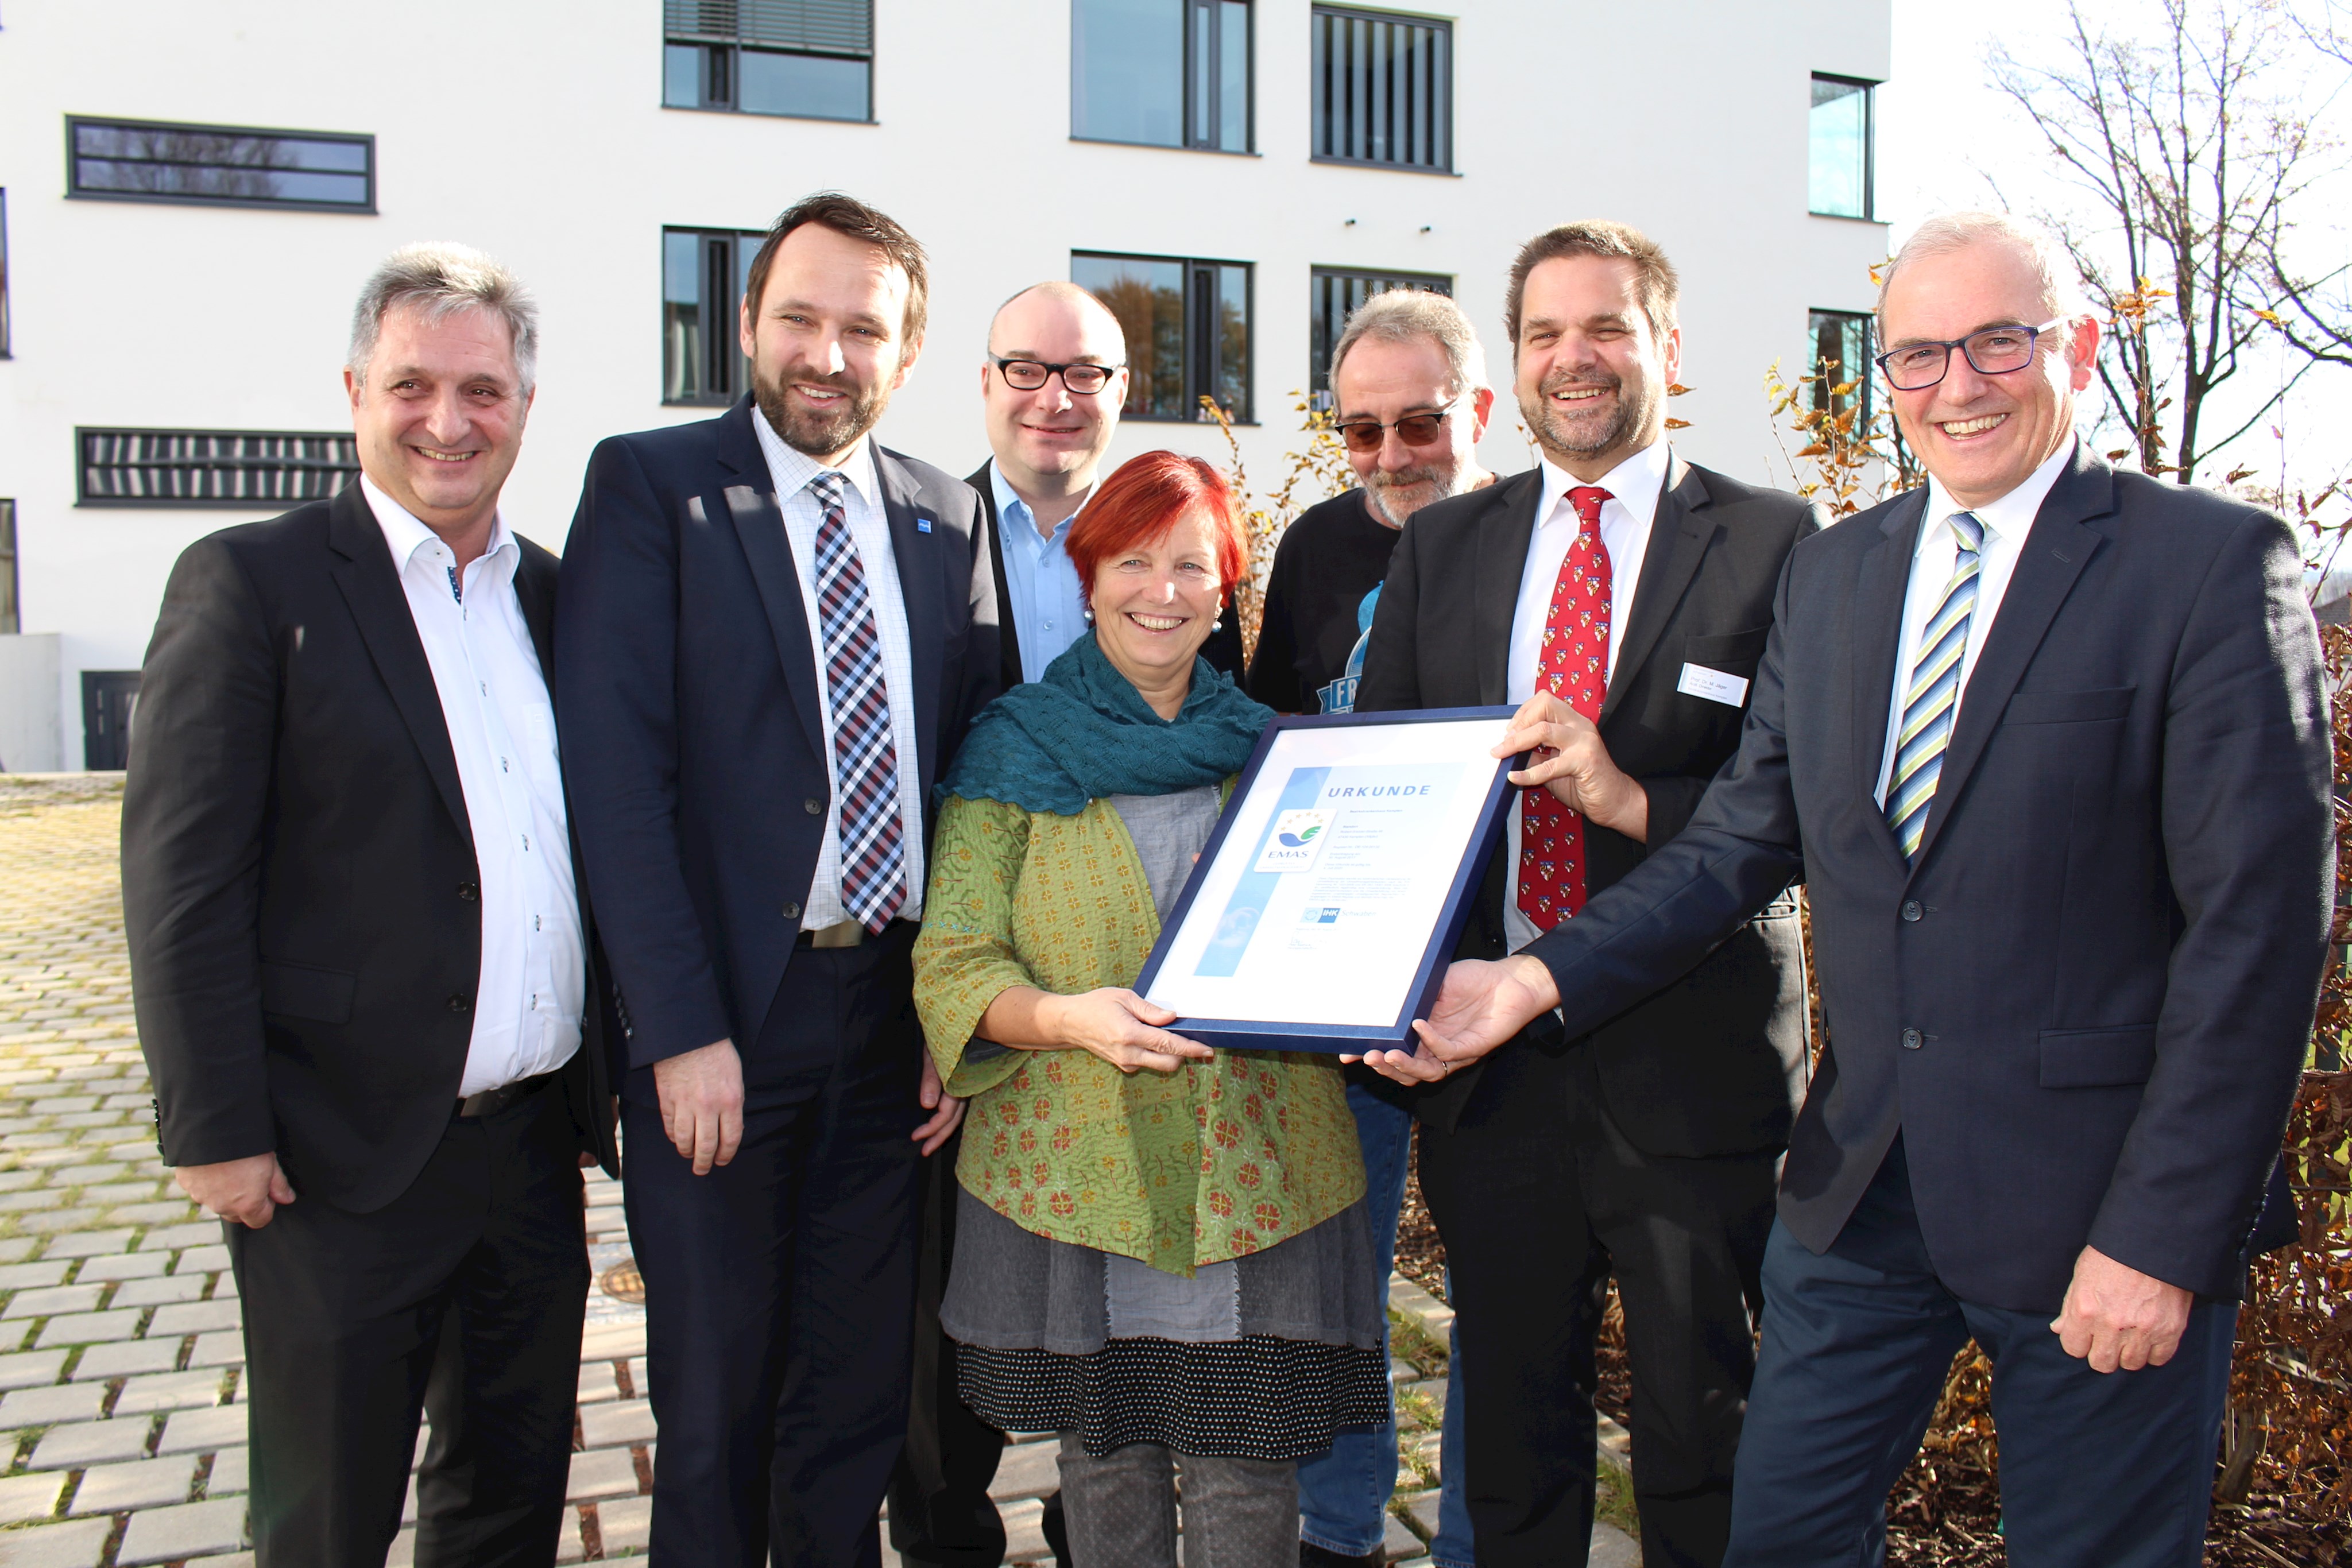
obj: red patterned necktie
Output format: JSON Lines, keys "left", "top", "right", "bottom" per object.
{"left": 1517, "top": 485, "right": 1615, "bottom": 931}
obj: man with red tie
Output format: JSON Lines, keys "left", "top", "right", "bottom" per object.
{"left": 1353, "top": 222, "right": 1823, "bottom": 1568}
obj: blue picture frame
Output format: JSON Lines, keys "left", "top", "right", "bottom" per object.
{"left": 1132, "top": 705, "right": 1521, "bottom": 1054}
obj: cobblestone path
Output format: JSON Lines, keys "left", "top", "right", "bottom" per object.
{"left": 0, "top": 776, "right": 1591, "bottom": 1567}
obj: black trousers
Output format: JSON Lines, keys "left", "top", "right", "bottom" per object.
{"left": 624, "top": 925, "right": 925, "bottom": 1568}
{"left": 1419, "top": 1040, "right": 1777, "bottom": 1568}
{"left": 229, "top": 1084, "right": 589, "bottom": 1568}
{"left": 885, "top": 1126, "right": 1011, "bottom": 1567}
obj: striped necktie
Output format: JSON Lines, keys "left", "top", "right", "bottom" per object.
{"left": 1885, "top": 510, "right": 1985, "bottom": 864}
{"left": 807, "top": 471, "right": 907, "bottom": 932}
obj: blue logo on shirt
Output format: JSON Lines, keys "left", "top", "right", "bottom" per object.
{"left": 1314, "top": 584, "right": 1382, "bottom": 714}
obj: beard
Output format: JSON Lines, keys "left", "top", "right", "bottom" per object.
{"left": 1364, "top": 458, "right": 1476, "bottom": 528}
{"left": 751, "top": 350, "right": 892, "bottom": 459}
{"left": 1520, "top": 365, "right": 1656, "bottom": 465}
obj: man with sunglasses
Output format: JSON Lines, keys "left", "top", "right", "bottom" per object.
{"left": 1352, "top": 222, "right": 1823, "bottom": 1568}
{"left": 1360, "top": 211, "right": 2327, "bottom": 1567}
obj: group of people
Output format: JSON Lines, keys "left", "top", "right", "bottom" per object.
{"left": 118, "top": 188, "right": 2326, "bottom": 1568}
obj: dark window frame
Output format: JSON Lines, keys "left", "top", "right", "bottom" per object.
{"left": 1070, "top": 0, "right": 1255, "bottom": 156}
{"left": 1807, "top": 73, "right": 1877, "bottom": 222}
{"left": 663, "top": 0, "right": 876, "bottom": 124}
{"left": 64, "top": 115, "right": 376, "bottom": 215}
{"left": 663, "top": 226, "right": 765, "bottom": 407}
{"left": 1310, "top": 5, "right": 1453, "bottom": 175}
{"left": 1307, "top": 266, "right": 1454, "bottom": 407}
{"left": 1070, "top": 250, "right": 1255, "bottom": 424}
{"left": 0, "top": 189, "right": 11, "bottom": 359}
{"left": 0, "top": 499, "right": 18, "bottom": 636}
{"left": 1806, "top": 308, "right": 1874, "bottom": 424}
{"left": 74, "top": 428, "right": 360, "bottom": 509}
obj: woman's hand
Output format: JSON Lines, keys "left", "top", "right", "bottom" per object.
{"left": 1039, "top": 988, "right": 1217, "bottom": 1074}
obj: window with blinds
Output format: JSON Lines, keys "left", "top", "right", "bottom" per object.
{"left": 1309, "top": 269, "right": 1453, "bottom": 405}
{"left": 664, "top": 227, "right": 764, "bottom": 405}
{"left": 663, "top": 0, "right": 874, "bottom": 122}
{"left": 65, "top": 117, "right": 374, "bottom": 213}
{"left": 1311, "top": 7, "right": 1451, "bottom": 173}
{"left": 75, "top": 430, "right": 359, "bottom": 509}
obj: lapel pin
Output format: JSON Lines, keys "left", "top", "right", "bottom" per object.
{"left": 917, "top": 518, "right": 933, "bottom": 533}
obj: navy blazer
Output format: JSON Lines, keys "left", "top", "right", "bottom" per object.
{"left": 557, "top": 398, "right": 1002, "bottom": 1073}
{"left": 1521, "top": 446, "right": 2332, "bottom": 1310}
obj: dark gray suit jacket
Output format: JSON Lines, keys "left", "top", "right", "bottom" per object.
{"left": 1356, "top": 456, "right": 1823, "bottom": 1153}
{"left": 1520, "top": 446, "right": 2331, "bottom": 1308}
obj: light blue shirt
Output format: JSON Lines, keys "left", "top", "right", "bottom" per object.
{"left": 989, "top": 461, "right": 1094, "bottom": 684}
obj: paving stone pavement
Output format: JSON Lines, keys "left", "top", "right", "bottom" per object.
{"left": 0, "top": 777, "right": 1638, "bottom": 1566}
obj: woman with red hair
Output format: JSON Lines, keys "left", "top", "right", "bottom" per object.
{"left": 913, "top": 452, "right": 1383, "bottom": 1566}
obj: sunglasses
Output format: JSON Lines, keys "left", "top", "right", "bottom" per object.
{"left": 1333, "top": 401, "right": 1464, "bottom": 454}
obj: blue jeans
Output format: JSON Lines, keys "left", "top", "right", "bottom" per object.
{"left": 1297, "top": 1084, "right": 1473, "bottom": 1564}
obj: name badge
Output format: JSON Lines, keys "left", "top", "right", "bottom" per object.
{"left": 1678, "top": 662, "right": 1749, "bottom": 707}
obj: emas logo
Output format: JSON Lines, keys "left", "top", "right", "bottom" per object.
{"left": 1252, "top": 809, "right": 1335, "bottom": 873}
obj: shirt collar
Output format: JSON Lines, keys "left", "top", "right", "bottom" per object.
{"left": 1919, "top": 436, "right": 2076, "bottom": 556}
{"left": 989, "top": 459, "right": 1089, "bottom": 543}
{"left": 752, "top": 405, "right": 883, "bottom": 513}
{"left": 360, "top": 474, "right": 517, "bottom": 584}
{"left": 1536, "top": 439, "right": 1672, "bottom": 533}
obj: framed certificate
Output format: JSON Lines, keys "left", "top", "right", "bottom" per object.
{"left": 1134, "top": 706, "right": 1520, "bottom": 1055}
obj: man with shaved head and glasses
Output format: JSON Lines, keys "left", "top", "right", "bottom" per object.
{"left": 1348, "top": 223, "right": 1823, "bottom": 1568}
{"left": 1359, "top": 211, "right": 2328, "bottom": 1566}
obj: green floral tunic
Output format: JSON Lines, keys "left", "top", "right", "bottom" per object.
{"left": 913, "top": 792, "right": 1365, "bottom": 1276}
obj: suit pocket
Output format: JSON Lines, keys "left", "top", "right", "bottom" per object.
{"left": 2003, "top": 686, "right": 2136, "bottom": 725}
{"left": 1682, "top": 627, "right": 1770, "bottom": 668}
{"left": 258, "top": 959, "right": 356, "bottom": 1024}
{"left": 2038, "top": 1025, "right": 2156, "bottom": 1088}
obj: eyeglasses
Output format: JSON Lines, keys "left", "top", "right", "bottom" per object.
{"left": 1332, "top": 400, "right": 1464, "bottom": 453}
{"left": 991, "top": 356, "right": 1123, "bottom": 396}
{"left": 1874, "top": 320, "right": 2064, "bottom": 391}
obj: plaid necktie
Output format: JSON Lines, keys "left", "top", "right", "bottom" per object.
{"left": 1518, "top": 485, "right": 1615, "bottom": 931}
{"left": 1885, "top": 511, "right": 1986, "bottom": 864}
{"left": 807, "top": 471, "right": 907, "bottom": 932}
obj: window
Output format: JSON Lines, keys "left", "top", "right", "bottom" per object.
{"left": 76, "top": 429, "right": 359, "bottom": 508}
{"left": 1808, "top": 75, "right": 1874, "bottom": 219}
{"left": 1311, "top": 7, "right": 1451, "bottom": 172}
{"left": 1071, "top": 253, "right": 1251, "bottom": 422}
{"left": 1309, "top": 268, "right": 1453, "bottom": 405}
{"left": 1806, "top": 309, "right": 1873, "bottom": 421}
{"left": 663, "top": 0, "right": 872, "bottom": 122}
{"left": 83, "top": 672, "right": 140, "bottom": 772}
{"left": 65, "top": 117, "right": 373, "bottom": 212}
{"left": 0, "top": 500, "right": 17, "bottom": 636}
{"left": 1072, "top": 0, "right": 1251, "bottom": 153}
{"left": 664, "top": 228, "right": 763, "bottom": 405}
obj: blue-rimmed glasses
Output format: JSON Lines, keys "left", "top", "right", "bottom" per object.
{"left": 1874, "top": 320, "right": 2064, "bottom": 391}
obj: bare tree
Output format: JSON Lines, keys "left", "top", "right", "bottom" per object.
{"left": 1990, "top": 0, "right": 2334, "bottom": 485}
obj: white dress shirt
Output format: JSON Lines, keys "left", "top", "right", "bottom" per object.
{"left": 1871, "top": 439, "right": 2074, "bottom": 807}
{"left": 363, "top": 478, "right": 583, "bottom": 1097}
{"left": 751, "top": 413, "right": 929, "bottom": 927}
{"left": 1501, "top": 440, "right": 1672, "bottom": 954}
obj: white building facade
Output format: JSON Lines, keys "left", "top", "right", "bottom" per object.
{"left": 0, "top": 0, "right": 1890, "bottom": 770}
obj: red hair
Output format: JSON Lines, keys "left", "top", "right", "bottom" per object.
{"left": 1066, "top": 451, "right": 1248, "bottom": 608}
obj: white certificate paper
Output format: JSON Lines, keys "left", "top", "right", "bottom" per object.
{"left": 1144, "top": 715, "right": 1511, "bottom": 1030}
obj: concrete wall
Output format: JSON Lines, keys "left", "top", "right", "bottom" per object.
{"left": 0, "top": 0, "right": 1893, "bottom": 766}
{"left": 0, "top": 634, "right": 63, "bottom": 773}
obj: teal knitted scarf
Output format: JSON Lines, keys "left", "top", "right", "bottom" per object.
{"left": 942, "top": 633, "right": 1272, "bottom": 816}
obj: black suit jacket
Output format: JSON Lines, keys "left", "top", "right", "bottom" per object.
{"left": 560, "top": 400, "right": 1001, "bottom": 1072}
{"left": 968, "top": 460, "right": 1244, "bottom": 690}
{"left": 1356, "top": 456, "right": 1823, "bottom": 1152}
{"left": 122, "top": 485, "right": 618, "bottom": 1213}
{"left": 1521, "top": 447, "right": 2332, "bottom": 1308}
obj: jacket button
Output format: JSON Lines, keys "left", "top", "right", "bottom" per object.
{"left": 1901, "top": 1027, "right": 1922, "bottom": 1050}
{"left": 1900, "top": 900, "right": 1922, "bottom": 922}
{"left": 782, "top": 900, "right": 802, "bottom": 920}
{"left": 448, "top": 994, "right": 471, "bottom": 1014}
{"left": 457, "top": 882, "right": 479, "bottom": 901}
{"left": 804, "top": 798, "right": 824, "bottom": 816}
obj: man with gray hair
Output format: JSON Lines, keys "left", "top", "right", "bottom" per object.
{"left": 123, "top": 242, "right": 615, "bottom": 1566}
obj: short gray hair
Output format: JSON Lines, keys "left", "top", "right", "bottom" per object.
{"left": 1330, "top": 288, "right": 1488, "bottom": 406}
{"left": 347, "top": 242, "right": 539, "bottom": 393}
{"left": 1875, "top": 211, "right": 2091, "bottom": 324}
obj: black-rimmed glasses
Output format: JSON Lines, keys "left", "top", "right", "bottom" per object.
{"left": 1333, "top": 400, "right": 1465, "bottom": 453}
{"left": 991, "top": 356, "right": 1123, "bottom": 396}
{"left": 1874, "top": 320, "right": 2064, "bottom": 391}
